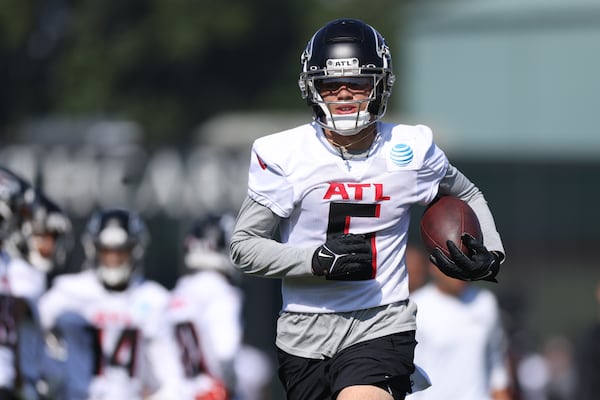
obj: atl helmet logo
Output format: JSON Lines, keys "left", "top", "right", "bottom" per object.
{"left": 325, "top": 58, "right": 360, "bottom": 74}
{"left": 390, "top": 144, "right": 413, "bottom": 166}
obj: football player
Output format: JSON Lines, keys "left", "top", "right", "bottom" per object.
{"left": 0, "top": 167, "right": 47, "bottom": 400}
{"left": 38, "top": 208, "right": 184, "bottom": 400}
{"left": 169, "top": 212, "right": 242, "bottom": 400}
{"left": 408, "top": 257, "right": 513, "bottom": 400}
{"left": 169, "top": 212, "right": 272, "bottom": 400}
{"left": 0, "top": 166, "right": 72, "bottom": 281}
{"left": 26, "top": 189, "right": 72, "bottom": 278}
{"left": 230, "top": 18, "right": 505, "bottom": 400}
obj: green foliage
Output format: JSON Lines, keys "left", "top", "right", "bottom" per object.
{"left": 0, "top": 0, "right": 401, "bottom": 146}
{"left": 0, "top": 0, "right": 36, "bottom": 48}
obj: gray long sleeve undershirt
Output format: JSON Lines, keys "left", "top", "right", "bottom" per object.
{"left": 230, "top": 196, "right": 315, "bottom": 278}
{"left": 438, "top": 164, "right": 505, "bottom": 255}
{"left": 230, "top": 164, "right": 505, "bottom": 279}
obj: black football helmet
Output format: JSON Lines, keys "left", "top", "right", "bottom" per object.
{"left": 0, "top": 166, "right": 35, "bottom": 242}
{"left": 82, "top": 208, "right": 149, "bottom": 288}
{"left": 299, "top": 18, "right": 395, "bottom": 135}
{"left": 183, "top": 212, "right": 237, "bottom": 278}
{"left": 27, "top": 190, "right": 72, "bottom": 272}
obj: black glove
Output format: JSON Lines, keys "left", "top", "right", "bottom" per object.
{"left": 312, "top": 234, "right": 373, "bottom": 281}
{"left": 429, "top": 233, "right": 501, "bottom": 282}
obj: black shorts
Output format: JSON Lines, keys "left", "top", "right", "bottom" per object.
{"left": 277, "top": 331, "right": 416, "bottom": 400}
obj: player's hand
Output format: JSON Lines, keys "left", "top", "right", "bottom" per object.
{"left": 312, "top": 234, "right": 373, "bottom": 281}
{"left": 429, "top": 233, "right": 501, "bottom": 282}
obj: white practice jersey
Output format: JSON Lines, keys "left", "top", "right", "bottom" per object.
{"left": 169, "top": 270, "right": 243, "bottom": 399}
{"left": 0, "top": 250, "right": 46, "bottom": 389}
{"left": 247, "top": 122, "right": 448, "bottom": 313}
{"left": 408, "top": 283, "right": 510, "bottom": 400}
{"left": 38, "top": 270, "right": 183, "bottom": 400}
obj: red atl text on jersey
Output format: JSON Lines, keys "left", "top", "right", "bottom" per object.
{"left": 323, "top": 183, "right": 391, "bottom": 201}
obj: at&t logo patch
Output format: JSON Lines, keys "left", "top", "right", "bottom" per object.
{"left": 390, "top": 144, "right": 413, "bottom": 166}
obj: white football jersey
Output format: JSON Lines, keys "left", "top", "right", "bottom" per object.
{"left": 247, "top": 122, "right": 448, "bottom": 313}
{"left": 408, "top": 284, "right": 510, "bottom": 400}
{"left": 38, "top": 270, "right": 183, "bottom": 400}
{"left": 0, "top": 250, "right": 46, "bottom": 389}
{"left": 169, "top": 270, "right": 243, "bottom": 399}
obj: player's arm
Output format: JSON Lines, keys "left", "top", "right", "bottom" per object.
{"left": 231, "top": 196, "right": 373, "bottom": 280}
{"left": 431, "top": 164, "right": 505, "bottom": 281}
{"left": 38, "top": 286, "right": 72, "bottom": 331}
{"left": 49, "top": 312, "right": 98, "bottom": 399}
{"left": 230, "top": 196, "right": 315, "bottom": 278}
{"left": 201, "top": 284, "right": 243, "bottom": 389}
{"left": 438, "top": 164, "right": 504, "bottom": 258}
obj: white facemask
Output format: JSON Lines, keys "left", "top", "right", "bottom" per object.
{"left": 184, "top": 250, "right": 230, "bottom": 272}
{"left": 97, "top": 263, "right": 132, "bottom": 287}
{"left": 323, "top": 110, "right": 373, "bottom": 136}
{"left": 28, "top": 249, "right": 53, "bottom": 273}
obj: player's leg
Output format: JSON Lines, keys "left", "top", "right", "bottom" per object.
{"left": 331, "top": 332, "right": 416, "bottom": 400}
{"left": 276, "top": 349, "right": 332, "bottom": 400}
{"left": 277, "top": 331, "right": 416, "bottom": 400}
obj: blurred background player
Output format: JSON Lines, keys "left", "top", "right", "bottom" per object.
{"left": 169, "top": 212, "right": 272, "bottom": 400}
{"left": 24, "top": 189, "right": 72, "bottom": 281}
{"left": 407, "top": 255, "right": 513, "bottom": 400}
{"left": 169, "top": 212, "right": 241, "bottom": 400}
{"left": 1, "top": 167, "right": 78, "bottom": 399}
{"left": 26, "top": 189, "right": 77, "bottom": 399}
{"left": 0, "top": 167, "right": 47, "bottom": 400}
{"left": 1, "top": 166, "right": 72, "bottom": 283}
{"left": 37, "top": 207, "right": 184, "bottom": 400}
{"left": 1, "top": 165, "right": 37, "bottom": 267}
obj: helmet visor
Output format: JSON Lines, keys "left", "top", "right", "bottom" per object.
{"left": 314, "top": 76, "right": 374, "bottom": 94}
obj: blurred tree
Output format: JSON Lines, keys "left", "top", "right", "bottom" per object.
{"left": 0, "top": 0, "right": 401, "bottom": 147}
{"left": 0, "top": 0, "right": 44, "bottom": 141}
{"left": 44, "top": 0, "right": 308, "bottom": 146}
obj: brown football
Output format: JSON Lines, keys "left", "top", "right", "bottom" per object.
{"left": 420, "top": 196, "right": 482, "bottom": 257}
